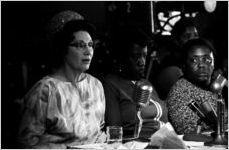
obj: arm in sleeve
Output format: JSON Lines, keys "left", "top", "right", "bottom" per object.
{"left": 150, "top": 87, "right": 168, "bottom": 123}
{"left": 17, "top": 81, "right": 52, "bottom": 148}
{"left": 102, "top": 79, "right": 122, "bottom": 126}
{"left": 97, "top": 81, "right": 106, "bottom": 130}
{"left": 166, "top": 86, "right": 195, "bottom": 134}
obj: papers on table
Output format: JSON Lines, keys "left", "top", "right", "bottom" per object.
{"left": 67, "top": 141, "right": 149, "bottom": 149}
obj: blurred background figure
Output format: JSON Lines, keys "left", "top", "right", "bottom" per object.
{"left": 170, "top": 17, "right": 199, "bottom": 68}
{"left": 171, "top": 17, "right": 199, "bottom": 48}
{"left": 166, "top": 38, "right": 227, "bottom": 134}
{"left": 102, "top": 26, "right": 168, "bottom": 140}
{"left": 149, "top": 17, "right": 199, "bottom": 100}
{"left": 17, "top": 10, "right": 106, "bottom": 148}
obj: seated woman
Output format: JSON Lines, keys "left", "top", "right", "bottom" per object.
{"left": 17, "top": 11, "right": 106, "bottom": 148}
{"left": 167, "top": 38, "right": 225, "bottom": 135}
{"left": 102, "top": 27, "right": 168, "bottom": 140}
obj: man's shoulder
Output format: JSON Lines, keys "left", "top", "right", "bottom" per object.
{"left": 103, "top": 74, "right": 123, "bottom": 83}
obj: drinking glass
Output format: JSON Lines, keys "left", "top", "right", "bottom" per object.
{"left": 106, "top": 126, "right": 123, "bottom": 144}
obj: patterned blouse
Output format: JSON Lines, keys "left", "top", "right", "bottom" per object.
{"left": 167, "top": 78, "right": 218, "bottom": 134}
{"left": 18, "top": 74, "right": 105, "bottom": 148}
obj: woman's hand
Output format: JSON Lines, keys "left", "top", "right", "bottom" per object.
{"left": 95, "top": 132, "right": 107, "bottom": 143}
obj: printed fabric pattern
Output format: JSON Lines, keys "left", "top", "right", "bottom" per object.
{"left": 18, "top": 74, "right": 105, "bottom": 148}
{"left": 167, "top": 78, "right": 218, "bottom": 134}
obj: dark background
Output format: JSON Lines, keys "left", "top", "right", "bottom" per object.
{"left": 2, "top": 1, "right": 228, "bottom": 148}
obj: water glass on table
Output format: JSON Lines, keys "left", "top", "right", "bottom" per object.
{"left": 106, "top": 126, "right": 123, "bottom": 144}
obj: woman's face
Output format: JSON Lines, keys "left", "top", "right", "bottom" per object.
{"left": 65, "top": 31, "right": 94, "bottom": 72}
{"left": 185, "top": 45, "right": 214, "bottom": 86}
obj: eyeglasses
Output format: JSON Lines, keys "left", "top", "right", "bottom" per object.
{"left": 189, "top": 56, "right": 213, "bottom": 65}
{"left": 69, "top": 41, "right": 94, "bottom": 49}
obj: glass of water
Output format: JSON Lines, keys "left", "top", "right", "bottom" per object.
{"left": 106, "top": 126, "right": 123, "bottom": 144}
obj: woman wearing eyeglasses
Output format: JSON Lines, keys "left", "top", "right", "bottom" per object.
{"left": 17, "top": 11, "right": 106, "bottom": 148}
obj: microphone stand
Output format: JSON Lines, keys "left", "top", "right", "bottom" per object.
{"left": 133, "top": 48, "right": 156, "bottom": 139}
{"left": 146, "top": 51, "right": 158, "bottom": 80}
{"left": 133, "top": 105, "right": 143, "bottom": 139}
{"left": 204, "top": 93, "right": 227, "bottom": 147}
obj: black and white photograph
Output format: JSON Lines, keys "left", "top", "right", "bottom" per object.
{"left": 2, "top": 1, "right": 228, "bottom": 149}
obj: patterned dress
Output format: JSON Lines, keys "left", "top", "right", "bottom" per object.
{"left": 167, "top": 78, "right": 218, "bottom": 134}
{"left": 18, "top": 74, "right": 105, "bottom": 148}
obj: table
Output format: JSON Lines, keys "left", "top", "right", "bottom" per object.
{"left": 67, "top": 133, "right": 228, "bottom": 149}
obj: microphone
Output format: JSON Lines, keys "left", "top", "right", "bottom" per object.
{"left": 146, "top": 51, "right": 158, "bottom": 80}
{"left": 211, "top": 71, "right": 228, "bottom": 93}
{"left": 204, "top": 71, "right": 228, "bottom": 146}
{"left": 133, "top": 79, "right": 153, "bottom": 108}
{"left": 188, "top": 100, "right": 216, "bottom": 131}
{"left": 132, "top": 79, "right": 153, "bottom": 139}
{"left": 188, "top": 100, "right": 206, "bottom": 119}
{"left": 199, "top": 101, "right": 217, "bottom": 131}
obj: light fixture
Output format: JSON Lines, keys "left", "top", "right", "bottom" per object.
{"left": 204, "top": 0, "right": 217, "bottom": 13}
